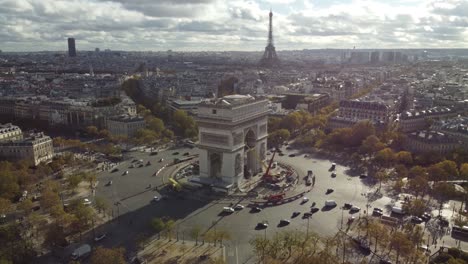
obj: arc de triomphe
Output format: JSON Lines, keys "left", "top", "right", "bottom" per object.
{"left": 195, "top": 95, "right": 269, "bottom": 192}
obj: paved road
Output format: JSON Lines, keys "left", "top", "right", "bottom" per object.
{"left": 94, "top": 144, "right": 462, "bottom": 264}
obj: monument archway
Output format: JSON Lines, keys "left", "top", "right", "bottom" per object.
{"left": 244, "top": 129, "right": 257, "bottom": 179}
{"left": 209, "top": 153, "right": 222, "bottom": 179}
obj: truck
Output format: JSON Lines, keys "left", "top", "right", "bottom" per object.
{"left": 71, "top": 244, "right": 91, "bottom": 260}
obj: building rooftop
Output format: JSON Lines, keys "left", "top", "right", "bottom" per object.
{"left": 199, "top": 94, "right": 263, "bottom": 108}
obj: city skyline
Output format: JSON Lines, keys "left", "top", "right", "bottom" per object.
{"left": 0, "top": 0, "right": 467, "bottom": 52}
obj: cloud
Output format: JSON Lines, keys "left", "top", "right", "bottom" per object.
{"left": 0, "top": 0, "right": 466, "bottom": 51}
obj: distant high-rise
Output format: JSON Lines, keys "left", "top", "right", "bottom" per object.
{"left": 68, "top": 38, "right": 76, "bottom": 57}
{"left": 259, "top": 10, "right": 279, "bottom": 67}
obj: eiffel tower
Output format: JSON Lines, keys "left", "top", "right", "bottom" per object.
{"left": 259, "top": 9, "right": 279, "bottom": 67}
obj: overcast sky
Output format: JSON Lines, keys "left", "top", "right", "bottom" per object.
{"left": 1, "top": 0, "right": 467, "bottom": 52}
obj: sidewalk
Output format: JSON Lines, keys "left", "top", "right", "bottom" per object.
{"left": 139, "top": 237, "right": 225, "bottom": 264}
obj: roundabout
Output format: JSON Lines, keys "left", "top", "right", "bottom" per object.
{"left": 94, "top": 144, "right": 390, "bottom": 263}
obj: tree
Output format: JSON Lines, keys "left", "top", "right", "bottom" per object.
{"left": 409, "top": 166, "right": 427, "bottom": 179}
{"left": 217, "top": 229, "right": 231, "bottom": 246}
{"left": 389, "top": 231, "right": 413, "bottom": 263}
{"left": 147, "top": 117, "right": 165, "bottom": 134}
{"left": 172, "top": 110, "right": 197, "bottom": 138}
{"left": 268, "top": 129, "right": 290, "bottom": 147}
{"left": 134, "top": 129, "right": 158, "bottom": 144}
{"left": 94, "top": 197, "right": 109, "bottom": 214}
{"left": 91, "top": 247, "right": 126, "bottom": 264}
{"left": 189, "top": 225, "right": 202, "bottom": 245}
{"left": 374, "top": 148, "right": 395, "bottom": 167}
{"left": 461, "top": 163, "right": 468, "bottom": 180}
{"left": 396, "top": 151, "right": 413, "bottom": 166}
{"left": 433, "top": 182, "right": 456, "bottom": 215}
{"left": 0, "top": 198, "right": 12, "bottom": 215}
{"left": 43, "top": 224, "right": 67, "bottom": 249}
{"left": 408, "top": 175, "right": 430, "bottom": 197}
{"left": 394, "top": 164, "right": 408, "bottom": 179}
{"left": 0, "top": 223, "right": 36, "bottom": 263}
{"left": 367, "top": 221, "right": 389, "bottom": 253}
{"left": 280, "top": 112, "right": 302, "bottom": 132}
{"left": 18, "top": 198, "right": 33, "bottom": 214}
{"left": 86, "top": 126, "right": 99, "bottom": 136}
{"left": 0, "top": 169, "right": 19, "bottom": 200}
{"left": 67, "top": 173, "right": 82, "bottom": 192}
{"left": 403, "top": 198, "right": 427, "bottom": 216}
{"left": 150, "top": 217, "right": 165, "bottom": 234}
{"left": 375, "top": 170, "right": 390, "bottom": 190}
{"left": 359, "top": 135, "right": 385, "bottom": 155}
{"left": 41, "top": 188, "right": 60, "bottom": 210}
{"left": 348, "top": 120, "right": 376, "bottom": 147}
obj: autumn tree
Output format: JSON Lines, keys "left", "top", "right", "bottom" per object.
{"left": 389, "top": 231, "right": 413, "bottom": 263}
{"left": 403, "top": 198, "right": 427, "bottom": 216}
{"left": 359, "top": 135, "right": 385, "bottom": 155}
{"left": 189, "top": 225, "right": 202, "bottom": 245}
{"left": 396, "top": 151, "right": 413, "bottom": 166}
{"left": 461, "top": 163, "right": 468, "bottom": 180}
{"left": 0, "top": 198, "right": 12, "bottom": 215}
{"left": 40, "top": 188, "right": 61, "bottom": 211}
{"left": 91, "top": 247, "right": 126, "bottom": 264}
{"left": 67, "top": 173, "right": 83, "bottom": 192}
{"left": 172, "top": 110, "right": 197, "bottom": 138}
{"left": 407, "top": 175, "right": 430, "bottom": 197}
{"left": 374, "top": 148, "right": 395, "bottom": 168}
{"left": 268, "top": 129, "right": 290, "bottom": 147}
{"left": 409, "top": 166, "right": 427, "bottom": 179}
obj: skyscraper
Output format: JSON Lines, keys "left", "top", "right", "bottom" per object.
{"left": 68, "top": 38, "right": 76, "bottom": 57}
{"left": 259, "top": 10, "right": 279, "bottom": 67}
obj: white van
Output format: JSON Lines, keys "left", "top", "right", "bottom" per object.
{"left": 325, "top": 200, "right": 337, "bottom": 207}
{"left": 222, "top": 207, "right": 234, "bottom": 213}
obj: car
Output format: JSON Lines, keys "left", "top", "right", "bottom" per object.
{"left": 359, "top": 174, "right": 368, "bottom": 179}
{"left": 279, "top": 219, "right": 290, "bottom": 225}
{"left": 278, "top": 153, "right": 285, "bottom": 156}
{"left": 326, "top": 188, "right": 334, "bottom": 194}
{"left": 124, "top": 170, "right": 129, "bottom": 175}
{"left": 106, "top": 180, "right": 113, "bottom": 186}
{"left": 222, "top": 207, "right": 235, "bottom": 213}
{"left": 111, "top": 168, "right": 119, "bottom": 173}
{"left": 138, "top": 164, "right": 144, "bottom": 168}
{"left": 380, "top": 259, "right": 392, "bottom": 264}
{"left": 146, "top": 161, "right": 151, "bottom": 166}
{"left": 325, "top": 200, "right": 337, "bottom": 207}
{"left": 286, "top": 146, "right": 292, "bottom": 150}
{"left": 420, "top": 213, "right": 431, "bottom": 222}
{"left": 159, "top": 158, "right": 164, "bottom": 162}
{"left": 343, "top": 203, "right": 352, "bottom": 209}
{"left": 303, "top": 212, "right": 312, "bottom": 218}
{"left": 94, "top": 233, "right": 107, "bottom": 242}
{"left": 330, "top": 163, "right": 336, "bottom": 170}
{"left": 331, "top": 172, "right": 337, "bottom": 177}
{"left": 304, "top": 154, "right": 308, "bottom": 158}
{"left": 292, "top": 211, "right": 301, "bottom": 218}
{"left": 288, "top": 154, "right": 296, "bottom": 157}
{"left": 83, "top": 198, "right": 92, "bottom": 205}
{"left": 310, "top": 207, "right": 319, "bottom": 213}
{"left": 132, "top": 159, "right": 138, "bottom": 163}
{"left": 172, "top": 152, "right": 179, "bottom": 155}
{"left": 373, "top": 208, "right": 383, "bottom": 216}
{"left": 350, "top": 206, "right": 361, "bottom": 212}
{"left": 256, "top": 222, "right": 268, "bottom": 229}
{"left": 418, "top": 245, "right": 431, "bottom": 255}
{"left": 138, "top": 159, "right": 143, "bottom": 163}
{"left": 129, "top": 164, "right": 135, "bottom": 168}
{"left": 411, "top": 216, "right": 423, "bottom": 224}
{"left": 183, "top": 152, "right": 190, "bottom": 156}
{"left": 153, "top": 196, "right": 161, "bottom": 202}
{"left": 252, "top": 207, "right": 262, "bottom": 213}
{"left": 150, "top": 151, "right": 158, "bottom": 156}
{"left": 234, "top": 204, "right": 245, "bottom": 210}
